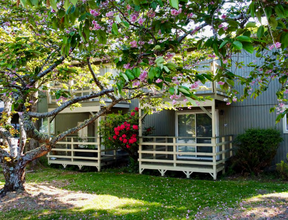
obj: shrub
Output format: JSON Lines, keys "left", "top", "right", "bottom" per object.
{"left": 99, "top": 107, "right": 153, "bottom": 166}
{"left": 276, "top": 154, "right": 288, "bottom": 180}
{"left": 233, "top": 128, "right": 283, "bottom": 175}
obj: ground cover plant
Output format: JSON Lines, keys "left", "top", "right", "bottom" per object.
{"left": 1, "top": 167, "right": 288, "bottom": 220}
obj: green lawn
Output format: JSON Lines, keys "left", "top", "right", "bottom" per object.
{"left": 0, "top": 167, "right": 287, "bottom": 220}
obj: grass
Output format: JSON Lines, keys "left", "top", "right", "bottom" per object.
{"left": 0, "top": 167, "right": 288, "bottom": 219}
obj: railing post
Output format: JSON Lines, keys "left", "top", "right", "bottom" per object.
{"left": 229, "top": 135, "right": 233, "bottom": 157}
{"left": 153, "top": 137, "right": 156, "bottom": 159}
{"left": 173, "top": 137, "right": 176, "bottom": 167}
{"left": 98, "top": 135, "right": 101, "bottom": 171}
{"left": 212, "top": 137, "right": 217, "bottom": 180}
{"left": 138, "top": 137, "right": 142, "bottom": 174}
{"left": 71, "top": 137, "right": 74, "bottom": 162}
{"left": 222, "top": 136, "right": 225, "bottom": 174}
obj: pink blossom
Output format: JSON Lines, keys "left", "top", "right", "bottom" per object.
{"left": 275, "top": 42, "right": 281, "bottom": 49}
{"left": 191, "top": 81, "right": 200, "bottom": 89}
{"left": 126, "top": 5, "right": 132, "bottom": 10}
{"left": 90, "top": 10, "right": 100, "bottom": 16}
{"left": 133, "top": 81, "right": 140, "bottom": 87}
{"left": 123, "top": 63, "right": 131, "bottom": 69}
{"left": 223, "top": 60, "right": 228, "bottom": 64}
{"left": 218, "top": 81, "right": 225, "bottom": 85}
{"left": 226, "top": 102, "right": 231, "bottom": 105}
{"left": 221, "top": 14, "right": 227, "bottom": 19}
{"left": 139, "top": 71, "right": 148, "bottom": 81}
{"left": 232, "top": 97, "right": 237, "bottom": 102}
{"left": 156, "top": 79, "right": 163, "bottom": 83}
{"left": 223, "top": 26, "right": 228, "bottom": 31}
{"left": 165, "top": 52, "right": 175, "bottom": 60}
{"left": 130, "top": 40, "right": 137, "bottom": 48}
{"left": 218, "top": 24, "right": 223, "bottom": 28}
{"left": 138, "top": 41, "right": 145, "bottom": 45}
{"left": 187, "top": 13, "right": 194, "bottom": 18}
{"left": 148, "top": 40, "right": 153, "bottom": 44}
{"left": 172, "top": 100, "right": 177, "bottom": 105}
{"left": 130, "top": 14, "right": 138, "bottom": 23}
{"left": 208, "top": 54, "right": 216, "bottom": 58}
{"left": 138, "top": 17, "right": 145, "bottom": 25}
{"left": 269, "top": 44, "right": 274, "bottom": 50}
{"left": 147, "top": 10, "right": 156, "bottom": 18}
{"left": 106, "top": 11, "right": 114, "bottom": 17}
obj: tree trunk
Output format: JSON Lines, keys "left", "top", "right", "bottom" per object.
{"left": 1, "top": 158, "right": 26, "bottom": 195}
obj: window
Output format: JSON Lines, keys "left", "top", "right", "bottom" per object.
{"left": 176, "top": 111, "right": 219, "bottom": 160}
{"left": 39, "top": 118, "right": 55, "bottom": 135}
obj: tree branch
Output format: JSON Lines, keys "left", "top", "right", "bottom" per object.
{"left": 87, "top": 57, "right": 116, "bottom": 101}
{"left": 29, "top": 56, "right": 66, "bottom": 86}
{"left": 27, "top": 88, "right": 115, "bottom": 118}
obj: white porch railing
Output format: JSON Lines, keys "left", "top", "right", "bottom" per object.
{"left": 138, "top": 135, "right": 233, "bottom": 180}
{"left": 47, "top": 136, "right": 124, "bottom": 171}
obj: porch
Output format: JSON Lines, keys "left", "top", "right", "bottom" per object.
{"left": 138, "top": 135, "right": 233, "bottom": 180}
{"left": 47, "top": 136, "right": 127, "bottom": 171}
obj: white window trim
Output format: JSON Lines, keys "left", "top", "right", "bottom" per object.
{"left": 283, "top": 110, "right": 288, "bottom": 133}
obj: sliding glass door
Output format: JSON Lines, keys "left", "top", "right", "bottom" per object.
{"left": 176, "top": 112, "right": 215, "bottom": 160}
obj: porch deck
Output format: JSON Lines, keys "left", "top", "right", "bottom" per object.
{"left": 138, "top": 135, "right": 233, "bottom": 180}
{"left": 47, "top": 137, "right": 126, "bottom": 171}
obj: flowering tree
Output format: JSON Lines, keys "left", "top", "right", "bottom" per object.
{"left": 0, "top": 0, "right": 287, "bottom": 194}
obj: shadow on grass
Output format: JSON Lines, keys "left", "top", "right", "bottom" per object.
{"left": 1, "top": 168, "right": 288, "bottom": 219}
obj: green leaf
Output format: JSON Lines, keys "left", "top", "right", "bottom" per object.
{"left": 168, "top": 87, "right": 175, "bottom": 95}
{"left": 219, "top": 40, "right": 228, "bottom": 49}
{"left": 249, "top": 2, "right": 255, "bottom": 17}
{"left": 280, "top": 32, "right": 288, "bottom": 49}
{"left": 275, "top": 5, "right": 286, "bottom": 18}
{"left": 133, "top": 68, "right": 141, "bottom": 77}
{"left": 96, "top": 30, "right": 107, "bottom": 44}
{"left": 64, "top": 0, "right": 70, "bottom": 10}
{"left": 243, "top": 43, "right": 254, "bottom": 54}
{"left": 265, "top": 7, "right": 272, "bottom": 20}
{"left": 30, "top": 0, "right": 38, "bottom": 6}
{"left": 257, "top": 26, "right": 264, "bottom": 38}
{"left": 148, "top": 67, "right": 155, "bottom": 79}
{"left": 246, "top": 22, "right": 256, "bottom": 28}
{"left": 269, "top": 17, "right": 278, "bottom": 30}
{"left": 232, "top": 41, "right": 243, "bottom": 50}
{"left": 112, "top": 23, "right": 119, "bottom": 35}
{"left": 163, "top": 66, "right": 170, "bottom": 73}
{"left": 121, "top": 73, "right": 129, "bottom": 82}
{"left": 256, "top": 10, "right": 262, "bottom": 23}
{"left": 155, "top": 56, "right": 165, "bottom": 65}
{"left": 133, "top": 0, "right": 140, "bottom": 5}
{"left": 169, "top": 0, "right": 178, "bottom": 9}
{"left": 71, "top": 0, "right": 77, "bottom": 5}
{"left": 212, "top": 42, "right": 219, "bottom": 56}
{"left": 236, "top": 36, "right": 251, "bottom": 42}
{"left": 125, "top": 70, "right": 134, "bottom": 80}
{"left": 50, "top": 0, "right": 57, "bottom": 10}
{"left": 179, "top": 86, "right": 190, "bottom": 96}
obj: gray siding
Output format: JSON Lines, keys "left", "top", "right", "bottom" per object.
{"left": 143, "top": 110, "right": 175, "bottom": 136}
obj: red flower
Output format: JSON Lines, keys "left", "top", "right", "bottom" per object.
{"left": 115, "top": 131, "right": 119, "bottom": 135}
{"left": 122, "top": 134, "right": 126, "bottom": 138}
{"left": 119, "top": 137, "right": 123, "bottom": 141}
{"left": 120, "top": 124, "right": 125, "bottom": 130}
{"left": 132, "top": 125, "right": 138, "bottom": 130}
{"left": 108, "top": 137, "right": 111, "bottom": 140}
{"left": 131, "top": 112, "right": 135, "bottom": 116}
{"left": 132, "top": 134, "right": 137, "bottom": 138}
{"left": 126, "top": 145, "right": 131, "bottom": 148}
{"left": 128, "top": 139, "right": 133, "bottom": 144}
{"left": 123, "top": 139, "right": 127, "bottom": 143}
{"left": 113, "top": 135, "right": 117, "bottom": 140}
{"left": 135, "top": 107, "right": 139, "bottom": 111}
{"left": 126, "top": 127, "right": 130, "bottom": 131}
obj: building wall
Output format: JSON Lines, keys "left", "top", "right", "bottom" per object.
{"left": 143, "top": 110, "right": 175, "bottom": 136}
{"left": 55, "top": 113, "right": 95, "bottom": 137}
{"left": 217, "top": 51, "right": 286, "bottom": 164}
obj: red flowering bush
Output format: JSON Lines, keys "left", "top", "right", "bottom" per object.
{"left": 99, "top": 107, "right": 151, "bottom": 163}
